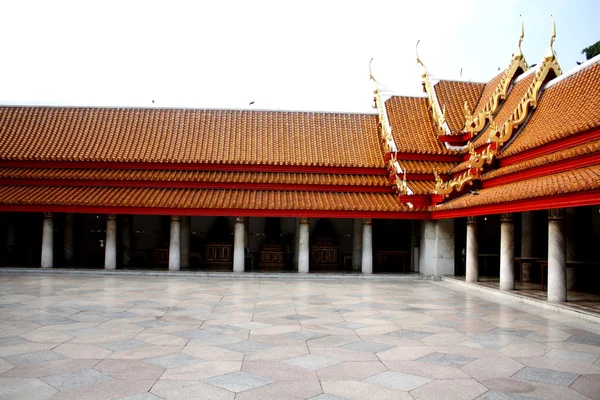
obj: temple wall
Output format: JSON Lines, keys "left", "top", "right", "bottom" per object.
{"left": 419, "top": 219, "right": 455, "bottom": 276}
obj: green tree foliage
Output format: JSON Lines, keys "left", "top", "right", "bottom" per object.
{"left": 582, "top": 40, "right": 600, "bottom": 60}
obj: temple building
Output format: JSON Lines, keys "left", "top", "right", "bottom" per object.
{"left": 1, "top": 22, "right": 599, "bottom": 306}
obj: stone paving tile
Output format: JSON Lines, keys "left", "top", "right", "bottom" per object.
{"left": 40, "top": 368, "right": 113, "bottom": 391}
{"left": 2, "top": 359, "right": 98, "bottom": 379}
{"left": 0, "top": 376, "right": 58, "bottom": 399}
{"left": 219, "top": 340, "right": 272, "bottom": 353}
{"left": 144, "top": 353, "right": 203, "bottom": 369}
{"left": 341, "top": 340, "right": 393, "bottom": 353}
{"left": 387, "top": 330, "right": 433, "bottom": 340}
{"left": 3, "top": 275, "right": 600, "bottom": 399}
{"left": 416, "top": 352, "right": 476, "bottom": 368}
{"left": 322, "top": 380, "right": 413, "bottom": 400}
{"left": 543, "top": 348, "right": 599, "bottom": 363}
{"left": 93, "top": 359, "right": 164, "bottom": 380}
{"left": 283, "top": 354, "right": 343, "bottom": 370}
{"left": 410, "top": 378, "right": 488, "bottom": 400}
{"left": 569, "top": 374, "right": 600, "bottom": 399}
{"left": 330, "top": 322, "right": 369, "bottom": 330}
{"left": 4, "top": 350, "right": 66, "bottom": 366}
{"left": 101, "top": 339, "right": 148, "bottom": 351}
{"left": 512, "top": 366, "right": 579, "bottom": 387}
{"left": 120, "top": 393, "right": 164, "bottom": 400}
{"left": 203, "top": 370, "right": 274, "bottom": 393}
{"left": 364, "top": 370, "right": 431, "bottom": 391}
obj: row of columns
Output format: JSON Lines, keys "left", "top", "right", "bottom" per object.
{"left": 465, "top": 209, "right": 567, "bottom": 302}
{"left": 39, "top": 214, "right": 375, "bottom": 274}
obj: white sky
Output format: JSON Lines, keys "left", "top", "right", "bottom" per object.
{"left": 0, "top": 0, "right": 598, "bottom": 113}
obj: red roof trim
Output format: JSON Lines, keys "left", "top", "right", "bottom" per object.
{"left": 500, "top": 127, "right": 600, "bottom": 167}
{"left": 433, "top": 190, "right": 600, "bottom": 219}
{"left": 386, "top": 152, "right": 461, "bottom": 162}
{"left": 0, "top": 204, "right": 430, "bottom": 220}
{"left": 482, "top": 152, "right": 600, "bottom": 189}
{"left": 0, "top": 179, "right": 394, "bottom": 194}
{"left": 437, "top": 132, "right": 474, "bottom": 144}
{"left": 0, "top": 161, "right": 388, "bottom": 176}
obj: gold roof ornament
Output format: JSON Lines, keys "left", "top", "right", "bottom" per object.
{"left": 435, "top": 17, "right": 562, "bottom": 199}
{"left": 546, "top": 15, "right": 557, "bottom": 59}
{"left": 369, "top": 58, "right": 395, "bottom": 153}
{"left": 463, "top": 18, "right": 529, "bottom": 134}
{"left": 416, "top": 41, "right": 447, "bottom": 136}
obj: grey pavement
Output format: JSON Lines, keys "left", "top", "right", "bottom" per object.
{"left": 1, "top": 273, "right": 600, "bottom": 399}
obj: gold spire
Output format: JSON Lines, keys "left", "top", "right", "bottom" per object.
{"left": 545, "top": 15, "right": 557, "bottom": 59}
{"left": 515, "top": 15, "right": 524, "bottom": 58}
{"left": 416, "top": 41, "right": 446, "bottom": 136}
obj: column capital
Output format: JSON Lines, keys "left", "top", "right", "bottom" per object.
{"left": 106, "top": 214, "right": 116, "bottom": 221}
{"left": 361, "top": 218, "right": 372, "bottom": 225}
{"left": 548, "top": 208, "right": 564, "bottom": 221}
{"left": 43, "top": 212, "right": 53, "bottom": 219}
{"left": 299, "top": 217, "right": 310, "bottom": 224}
{"left": 234, "top": 216, "right": 245, "bottom": 223}
{"left": 171, "top": 215, "right": 181, "bottom": 222}
{"left": 466, "top": 216, "right": 478, "bottom": 225}
{"left": 500, "top": 213, "right": 514, "bottom": 223}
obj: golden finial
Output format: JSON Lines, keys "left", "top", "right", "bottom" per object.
{"left": 515, "top": 15, "right": 524, "bottom": 58}
{"left": 369, "top": 58, "right": 376, "bottom": 82}
{"left": 416, "top": 40, "right": 427, "bottom": 75}
{"left": 546, "top": 15, "right": 556, "bottom": 59}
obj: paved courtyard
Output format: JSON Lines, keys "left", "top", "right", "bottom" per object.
{"left": 1, "top": 274, "right": 600, "bottom": 400}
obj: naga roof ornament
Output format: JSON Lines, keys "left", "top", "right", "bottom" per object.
{"left": 435, "top": 17, "right": 562, "bottom": 198}
{"left": 463, "top": 17, "right": 529, "bottom": 134}
{"left": 416, "top": 41, "right": 447, "bottom": 137}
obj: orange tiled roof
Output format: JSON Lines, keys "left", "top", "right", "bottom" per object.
{"left": 0, "top": 186, "right": 410, "bottom": 212}
{"left": 502, "top": 60, "right": 600, "bottom": 156}
{"left": 0, "top": 168, "right": 389, "bottom": 187}
{"left": 470, "top": 72, "right": 537, "bottom": 149}
{"left": 385, "top": 97, "right": 454, "bottom": 155}
{"left": 483, "top": 139, "right": 600, "bottom": 180}
{"left": 469, "top": 70, "right": 505, "bottom": 120}
{"left": 408, "top": 180, "right": 436, "bottom": 195}
{"left": 399, "top": 160, "right": 457, "bottom": 174}
{"left": 436, "top": 165, "right": 600, "bottom": 210}
{"left": 0, "top": 107, "right": 384, "bottom": 168}
{"left": 434, "top": 80, "right": 484, "bottom": 134}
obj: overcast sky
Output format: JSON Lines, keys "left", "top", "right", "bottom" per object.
{"left": 0, "top": 0, "right": 598, "bottom": 112}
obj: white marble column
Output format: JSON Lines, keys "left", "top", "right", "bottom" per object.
{"left": 500, "top": 213, "right": 515, "bottom": 290}
{"left": 63, "top": 213, "right": 74, "bottom": 266}
{"left": 298, "top": 218, "right": 310, "bottom": 273}
{"left": 168, "top": 216, "right": 181, "bottom": 271}
{"left": 521, "top": 211, "right": 534, "bottom": 282}
{"left": 352, "top": 218, "right": 362, "bottom": 271}
{"left": 361, "top": 218, "right": 373, "bottom": 274}
{"left": 180, "top": 216, "right": 190, "bottom": 268}
{"left": 233, "top": 216, "right": 245, "bottom": 273}
{"left": 104, "top": 214, "right": 117, "bottom": 270}
{"left": 41, "top": 212, "right": 54, "bottom": 268}
{"left": 548, "top": 209, "right": 567, "bottom": 302}
{"left": 466, "top": 216, "right": 479, "bottom": 282}
{"left": 121, "top": 216, "right": 131, "bottom": 267}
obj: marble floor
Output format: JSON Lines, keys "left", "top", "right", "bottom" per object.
{"left": 1, "top": 274, "right": 600, "bottom": 400}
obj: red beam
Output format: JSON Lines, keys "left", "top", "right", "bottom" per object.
{"left": 0, "top": 204, "right": 431, "bottom": 220}
{"left": 500, "top": 127, "right": 600, "bottom": 167}
{"left": 386, "top": 152, "right": 462, "bottom": 163}
{"left": 437, "top": 132, "right": 473, "bottom": 144}
{"left": 483, "top": 153, "right": 600, "bottom": 189}
{"left": 433, "top": 190, "right": 600, "bottom": 219}
{"left": 388, "top": 174, "right": 450, "bottom": 183}
{"left": 0, "top": 179, "right": 394, "bottom": 194}
{"left": 1, "top": 161, "right": 388, "bottom": 176}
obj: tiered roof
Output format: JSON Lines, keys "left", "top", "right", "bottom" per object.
{"left": 1, "top": 20, "right": 598, "bottom": 219}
